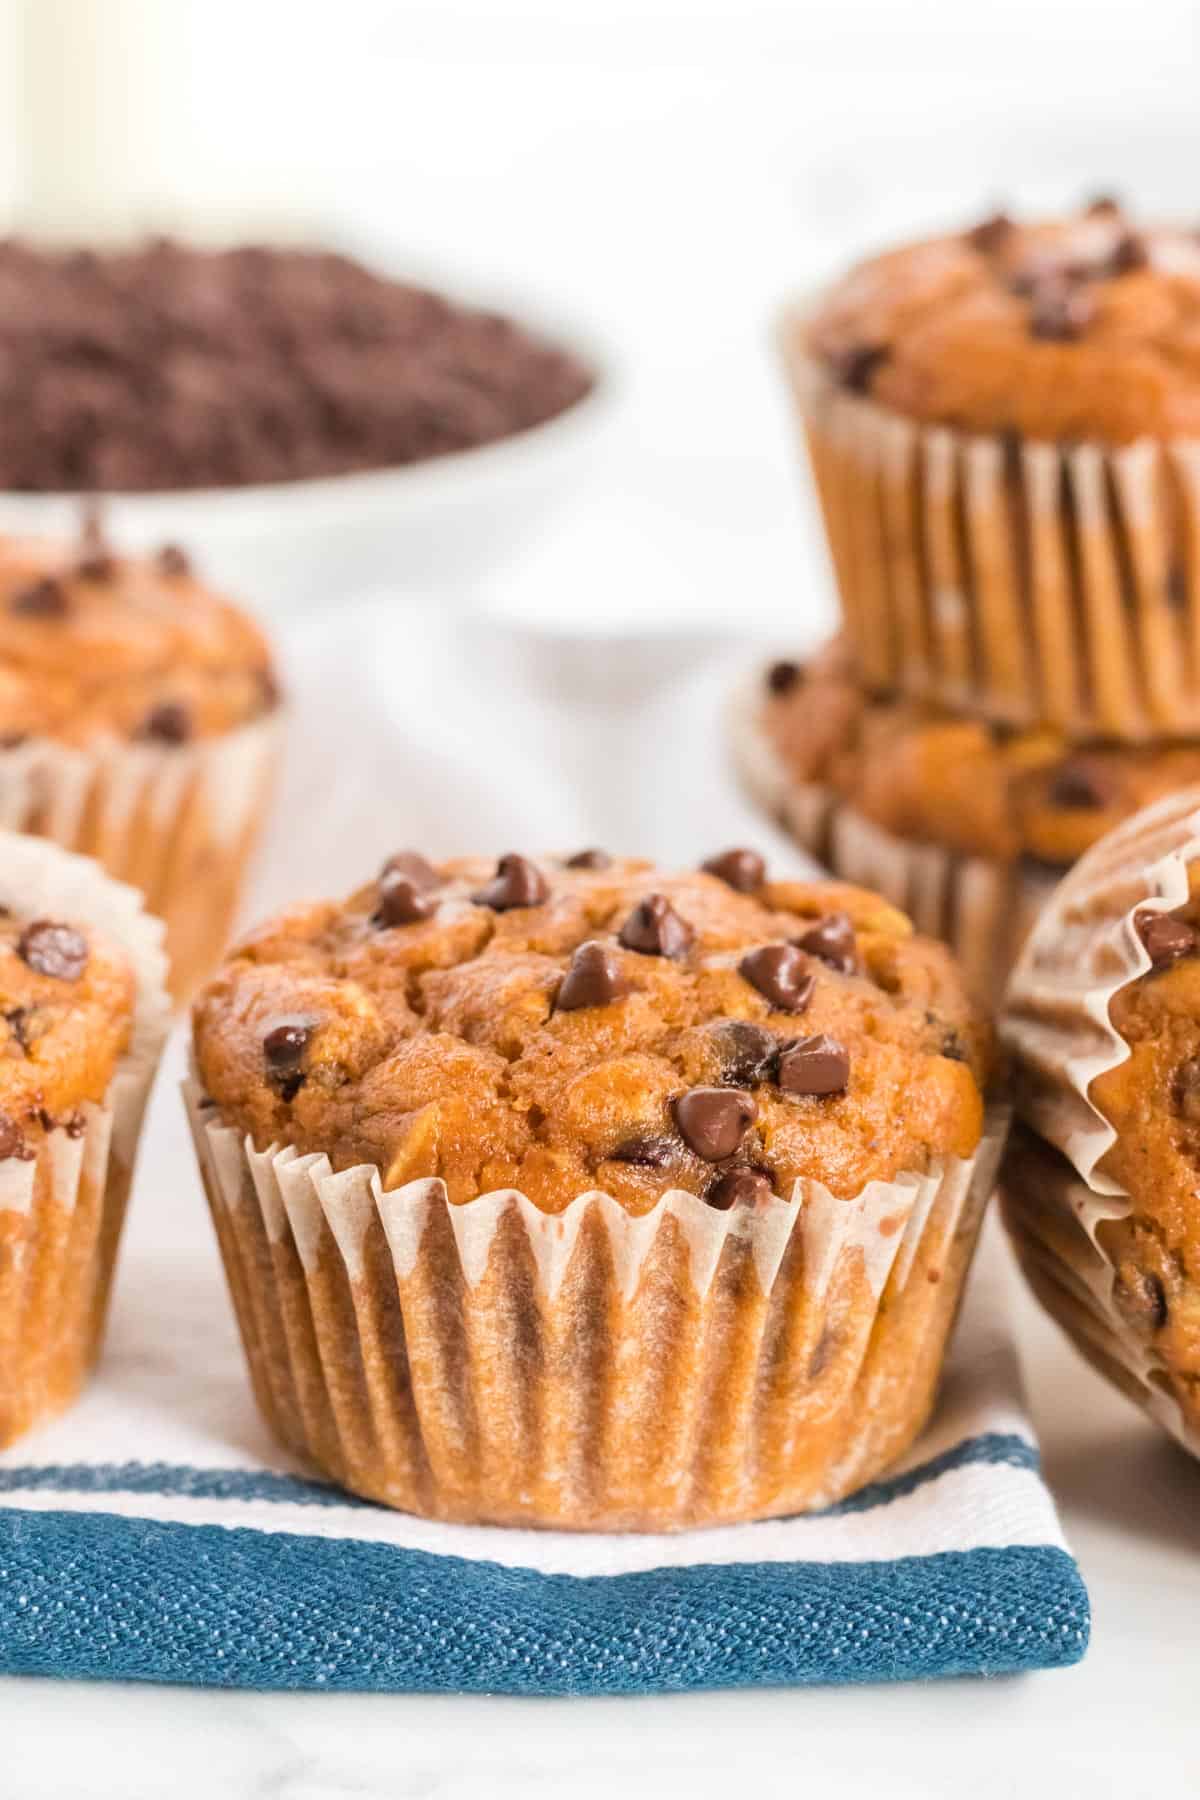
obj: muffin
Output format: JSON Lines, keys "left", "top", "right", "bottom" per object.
{"left": 0, "top": 832, "right": 169, "bottom": 1446}
{"left": 781, "top": 199, "right": 1200, "bottom": 740}
{"left": 1001, "top": 786, "right": 1200, "bottom": 1454}
{"left": 732, "top": 643, "right": 1200, "bottom": 1001}
{"left": 187, "top": 848, "right": 1001, "bottom": 1530}
{"left": 0, "top": 527, "right": 282, "bottom": 999}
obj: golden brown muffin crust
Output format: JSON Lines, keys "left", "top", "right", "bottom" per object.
{"left": 0, "top": 909, "right": 135, "bottom": 1156}
{"left": 0, "top": 532, "right": 277, "bottom": 746}
{"left": 800, "top": 202, "right": 1200, "bottom": 444}
{"left": 762, "top": 645, "right": 1200, "bottom": 866}
{"left": 192, "top": 851, "right": 992, "bottom": 1213}
{"left": 1078, "top": 881, "right": 1200, "bottom": 1420}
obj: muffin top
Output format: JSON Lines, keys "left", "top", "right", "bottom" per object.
{"left": 761, "top": 645, "right": 1200, "bottom": 866}
{"left": 0, "top": 907, "right": 136, "bottom": 1155}
{"left": 800, "top": 198, "right": 1200, "bottom": 444}
{"left": 192, "top": 850, "right": 991, "bottom": 1215}
{"left": 0, "top": 530, "right": 278, "bottom": 746}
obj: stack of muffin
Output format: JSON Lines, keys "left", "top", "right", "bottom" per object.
{"left": 736, "top": 198, "right": 1200, "bottom": 1002}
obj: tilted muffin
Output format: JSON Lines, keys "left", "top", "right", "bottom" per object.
{"left": 0, "top": 832, "right": 169, "bottom": 1445}
{"left": 188, "top": 847, "right": 1001, "bottom": 1529}
{"left": 1002, "top": 787, "right": 1200, "bottom": 1455}
{"left": 781, "top": 198, "right": 1200, "bottom": 739}
{"left": 0, "top": 526, "right": 282, "bottom": 999}
{"left": 732, "top": 643, "right": 1200, "bottom": 1001}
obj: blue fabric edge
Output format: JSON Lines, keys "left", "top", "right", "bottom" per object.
{"left": 0, "top": 1429, "right": 1039, "bottom": 1516}
{"left": 0, "top": 1509, "right": 1089, "bottom": 1694}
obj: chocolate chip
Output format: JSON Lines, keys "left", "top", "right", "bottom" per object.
{"left": 795, "top": 911, "right": 858, "bottom": 975}
{"left": 1113, "top": 1266, "right": 1167, "bottom": 1333}
{"left": 1029, "top": 280, "right": 1094, "bottom": 341}
{"left": 472, "top": 853, "right": 549, "bottom": 911}
{"left": 382, "top": 850, "right": 440, "bottom": 892}
{"left": 765, "top": 659, "right": 801, "bottom": 696}
{"left": 610, "top": 1134, "right": 676, "bottom": 1169}
{"left": 10, "top": 576, "right": 68, "bottom": 619}
{"left": 3, "top": 1007, "right": 29, "bottom": 1053}
{"left": 263, "top": 1015, "right": 314, "bottom": 1099}
{"left": 76, "top": 550, "right": 117, "bottom": 582}
{"left": 1048, "top": 758, "right": 1113, "bottom": 809}
{"left": 0, "top": 1112, "right": 30, "bottom": 1160}
{"left": 940, "top": 1030, "right": 968, "bottom": 1064}
{"left": 673, "top": 1087, "right": 756, "bottom": 1161}
{"left": 965, "top": 211, "right": 1014, "bottom": 253}
{"left": 372, "top": 872, "right": 437, "bottom": 928}
{"left": 705, "top": 1164, "right": 774, "bottom": 1211}
{"left": 618, "top": 894, "right": 695, "bottom": 959}
{"left": 1107, "top": 232, "right": 1148, "bottom": 276}
{"left": 565, "top": 848, "right": 612, "bottom": 870}
{"left": 1174, "top": 1056, "right": 1200, "bottom": 1122}
{"left": 1085, "top": 193, "right": 1122, "bottom": 216}
{"left": 137, "top": 701, "right": 192, "bottom": 745}
{"left": 712, "top": 1018, "right": 779, "bottom": 1087}
{"left": 556, "top": 941, "right": 628, "bottom": 1011}
{"left": 777, "top": 1034, "right": 850, "bottom": 1097}
{"left": 701, "top": 847, "right": 766, "bottom": 893}
{"left": 738, "top": 943, "right": 815, "bottom": 1013}
{"left": 17, "top": 920, "right": 88, "bottom": 981}
{"left": 828, "top": 342, "right": 889, "bottom": 393}
{"left": 156, "top": 543, "right": 191, "bottom": 578}
{"left": 1135, "top": 909, "right": 1198, "bottom": 969}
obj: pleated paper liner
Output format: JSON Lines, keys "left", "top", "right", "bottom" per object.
{"left": 0, "top": 714, "right": 282, "bottom": 1004}
{"left": 185, "top": 1077, "right": 1007, "bottom": 1531}
{"left": 779, "top": 316, "right": 1200, "bottom": 743}
{"left": 0, "top": 834, "right": 170, "bottom": 1447}
{"left": 997, "top": 1124, "right": 1196, "bottom": 1452}
{"left": 727, "top": 671, "right": 1055, "bottom": 1005}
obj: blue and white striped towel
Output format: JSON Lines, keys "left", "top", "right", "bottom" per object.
{"left": 0, "top": 610, "right": 1088, "bottom": 1693}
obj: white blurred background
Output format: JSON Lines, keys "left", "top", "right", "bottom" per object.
{"left": 0, "top": 0, "right": 1197, "bottom": 645}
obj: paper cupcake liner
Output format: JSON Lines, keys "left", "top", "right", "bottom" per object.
{"left": 0, "top": 714, "right": 282, "bottom": 1003}
{"left": 781, "top": 330, "right": 1200, "bottom": 742}
{"left": 728, "top": 674, "right": 1056, "bottom": 1004}
{"left": 0, "top": 834, "right": 171, "bottom": 1447}
{"left": 998, "top": 1127, "right": 1199, "bottom": 1455}
{"left": 185, "top": 1077, "right": 1006, "bottom": 1531}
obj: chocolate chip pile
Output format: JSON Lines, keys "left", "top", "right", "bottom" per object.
{"left": 192, "top": 848, "right": 990, "bottom": 1216}
{"left": 0, "top": 240, "right": 594, "bottom": 491}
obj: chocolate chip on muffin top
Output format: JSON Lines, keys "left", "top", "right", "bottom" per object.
{"left": 192, "top": 852, "right": 992, "bottom": 1215}
{"left": 0, "top": 530, "right": 279, "bottom": 746}
{"left": 0, "top": 908, "right": 135, "bottom": 1156}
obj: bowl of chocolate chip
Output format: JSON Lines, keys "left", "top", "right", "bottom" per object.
{"left": 0, "top": 239, "right": 611, "bottom": 611}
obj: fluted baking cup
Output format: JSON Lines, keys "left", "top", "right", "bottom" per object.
{"left": 0, "top": 714, "right": 282, "bottom": 1003}
{"left": 728, "top": 673, "right": 1055, "bottom": 1003}
{"left": 0, "top": 834, "right": 170, "bottom": 1446}
{"left": 185, "top": 1078, "right": 1006, "bottom": 1531}
{"left": 781, "top": 327, "right": 1200, "bottom": 742}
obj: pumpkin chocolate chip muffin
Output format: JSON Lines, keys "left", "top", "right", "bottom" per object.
{"left": 0, "top": 832, "right": 169, "bottom": 1446}
{"left": 0, "top": 526, "right": 282, "bottom": 999}
{"left": 188, "top": 848, "right": 1001, "bottom": 1530}
{"left": 780, "top": 198, "right": 1200, "bottom": 739}
{"left": 733, "top": 641, "right": 1200, "bottom": 1002}
{"left": 1002, "top": 788, "right": 1200, "bottom": 1457}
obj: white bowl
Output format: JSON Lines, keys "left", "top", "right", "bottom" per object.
{"left": 0, "top": 290, "right": 615, "bottom": 617}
